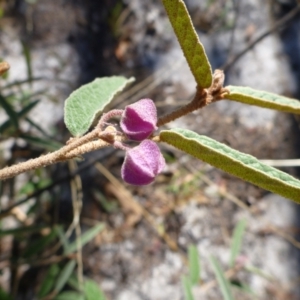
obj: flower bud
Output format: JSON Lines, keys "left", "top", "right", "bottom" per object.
{"left": 120, "top": 99, "right": 157, "bottom": 141}
{"left": 121, "top": 140, "right": 165, "bottom": 185}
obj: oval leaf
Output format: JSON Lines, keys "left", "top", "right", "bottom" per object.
{"left": 84, "top": 279, "right": 106, "bottom": 300}
{"left": 160, "top": 128, "right": 300, "bottom": 203}
{"left": 64, "top": 76, "right": 135, "bottom": 137}
{"left": 226, "top": 86, "right": 300, "bottom": 114}
{"left": 162, "top": 0, "right": 212, "bottom": 89}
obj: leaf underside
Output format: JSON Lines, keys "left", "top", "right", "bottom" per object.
{"left": 160, "top": 128, "right": 300, "bottom": 203}
{"left": 226, "top": 86, "right": 300, "bottom": 114}
{"left": 162, "top": 0, "right": 212, "bottom": 89}
{"left": 64, "top": 76, "right": 135, "bottom": 137}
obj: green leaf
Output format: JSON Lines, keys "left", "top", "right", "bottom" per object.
{"left": 25, "top": 117, "right": 59, "bottom": 140}
{"left": 181, "top": 276, "right": 195, "bottom": 300}
{"left": 230, "top": 219, "right": 247, "bottom": 267}
{"left": 66, "top": 275, "right": 81, "bottom": 291}
{"left": 162, "top": 0, "right": 212, "bottom": 88}
{"left": 230, "top": 281, "right": 256, "bottom": 297}
{"left": 54, "top": 260, "right": 76, "bottom": 294}
{"left": 84, "top": 279, "right": 106, "bottom": 300}
{"left": 209, "top": 256, "right": 234, "bottom": 300}
{"left": 64, "top": 76, "right": 135, "bottom": 137}
{"left": 54, "top": 291, "right": 84, "bottom": 300}
{"left": 1, "top": 78, "right": 43, "bottom": 91}
{"left": 160, "top": 129, "right": 300, "bottom": 203}
{"left": 188, "top": 244, "right": 200, "bottom": 286}
{"left": 0, "top": 94, "right": 19, "bottom": 128}
{"left": 21, "top": 41, "right": 33, "bottom": 85}
{"left": 93, "top": 190, "right": 118, "bottom": 213}
{"left": 0, "top": 289, "right": 12, "bottom": 300}
{"left": 0, "top": 225, "right": 47, "bottom": 237}
{"left": 0, "top": 100, "right": 39, "bottom": 134}
{"left": 226, "top": 86, "right": 300, "bottom": 114}
{"left": 65, "top": 223, "right": 105, "bottom": 254}
{"left": 38, "top": 264, "right": 60, "bottom": 298}
{"left": 54, "top": 226, "right": 70, "bottom": 254}
{"left": 23, "top": 228, "right": 57, "bottom": 258}
{"left": 20, "top": 134, "right": 62, "bottom": 151}
{"left": 245, "top": 264, "right": 274, "bottom": 281}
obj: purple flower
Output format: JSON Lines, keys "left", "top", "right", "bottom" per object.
{"left": 121, "top": 140, "right": 165, "bottom": 185}
{"left": 120, "top": 99, "right": 157, "bottom": 141}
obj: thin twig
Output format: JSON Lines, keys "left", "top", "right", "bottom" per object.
{"left": 95, "top": 162, "right": 181, "bottom": 252}
{"left": 225, "top": 0, "right": 241, "bottom": 61}
{"left": 0, "top": 149, "right": 116, "bottom": 219}
{"left": 222, "top": 4, "right": 300, "bottom": 71}
{"left": 200, "top": 263, "right": 244, "bottom": 292}
{"left": 68, "top": 160, "right": 83, "bottom": 291}
{"left": 157, "top": 70, "right": 228, "bottom": 127}
{"left": 187, "top": 165, "right": 251, "bottom": 212}
{"left": 0, "top": 127, "right": 120, "bottom": 181}
{"left": 259, "top": 159, "right": 300, "bottom": 167}
{"left": 265, "top": 225, "right": 300, "bottom": 250}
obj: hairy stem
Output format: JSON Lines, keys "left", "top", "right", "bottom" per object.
{"left": 0, "top": 127, "right": 120, "bottom": 181}
{"left": 157, "top": 88, "right": 207, "bottom": 127}
{"left": 157, "top": 70, "right": 227, "bottom": 127}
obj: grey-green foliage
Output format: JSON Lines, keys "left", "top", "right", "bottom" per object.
{"left": 226, "top": 86, "right": 300, "bottom": 114}
{"left": 160, "top": 128, "right": 300, "bottom": 203}
{"left": 64, "top": 76, "right": 134, "bottom": 137}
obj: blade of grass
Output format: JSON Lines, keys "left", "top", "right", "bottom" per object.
{"left": 23, "top": 228, "right": 57, "bottom": 258}
{"left": 25, "top": 117, "right": 59, "bottom": 141}
{"left": 54, "top": 226, "right": 70, "bottom": 254}
{"left": 230, "top": 219, "right": 247, "bottom": 267}
{"left": 54, "top": 260, "right": 76, "bottom": 294}
{"left": 54, "top": 291, "right": 84, "bottom": 300}
{"left": 0, "top": 77, "right": 44, "bottom": 91}
{"left": 67, "top": 275, "right": 81, "bottom": 291}
{"left": 188, "top": 244, "right": 200, "bottom": 285}
{"left": 245, "top": 264, "right": 274, "bottom": 281}
{"left": 209, "top": 256, "right": 234, "bottom": 300}
{"left": 231, "top": 281, "right": 256, "bottom": 298}
{"left": 182, "top": 276, "right": 195, "bottom": 300}
{"left": 64, "top": 223, "right": 105, "bottom": 254}
{"left": 0, "top": 225, "right": 47, "bottom": 237}
{"left": 0, "top": 94, "right": 19, "bottom": 128}
{"left": 0, "top": 100, "right": 39, "bottom": 133}
{"left": 21, "top": 41, "right": 33, "bottom": 85}
{"left": 20, "top": 133, "right": 62, "bottom": 151}
{"left": 38, "top": 264, "right": 60, "bottom": 298}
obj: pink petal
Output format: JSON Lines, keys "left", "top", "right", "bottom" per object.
{"left": 121, "top": 140, "right": 165, "bottom": 185}
{"left": 120, "top": 99, "right": 157, "bottom": 141}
